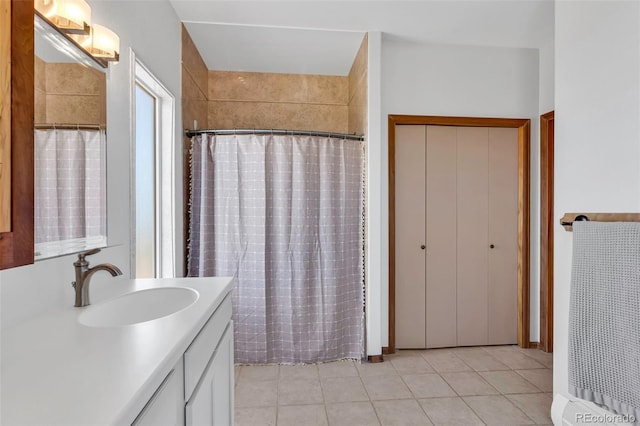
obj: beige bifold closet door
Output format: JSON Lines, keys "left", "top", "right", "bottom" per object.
{"left": 395, "top": 125, "right": 518, "bottom": 349}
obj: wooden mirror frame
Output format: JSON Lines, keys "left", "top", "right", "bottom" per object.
{"left": 0, "top": 0, "right": 34, "bottom": 270}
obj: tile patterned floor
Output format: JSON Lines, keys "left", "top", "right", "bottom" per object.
{"left": 234, "top": 345, "right": 553, "bottom": 426}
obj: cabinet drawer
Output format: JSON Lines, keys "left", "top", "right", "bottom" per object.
{"left": 184, "top": 294, "right": 232, "bottom": 401}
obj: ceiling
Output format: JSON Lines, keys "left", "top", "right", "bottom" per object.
{"left": 171, "top": 0, "right": 554, "bottom": 76}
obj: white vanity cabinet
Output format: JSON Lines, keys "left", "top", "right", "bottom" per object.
{"left": 134, "top": 294, "right": 234, "bottom": 426}
{"left": 186, "top": 324, "right": 234, "bottom": 426}
{"left": 183, "top": 294, "right": 234, "bottom": 425}
{"left": 1, "top": 277, "right": 235, "bottom": 426}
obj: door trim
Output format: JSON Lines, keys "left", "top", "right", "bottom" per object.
{"left": 539, "top": 111, "right": 554, "bottom": 353}
{"left": 387, "top": 115, "right": 531, "bottom": 353}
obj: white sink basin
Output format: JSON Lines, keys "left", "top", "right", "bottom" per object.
{"left": 79, "top": 287, "right": 199, "bottom": 327}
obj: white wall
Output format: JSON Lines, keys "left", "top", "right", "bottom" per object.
{"left": 539, "top": 39, "right": 554, "bottom": 115}
{"left": 554, "top": 0, "right": 640, "bottom": 399}
{"left": 0, "top": 1, "right": 183, "bottom": 329}
{"left": 366, "top": 32, "right": 384, "bottom": 356}
{"left": 379, "top": 38, "right": 541, "bottom": 347}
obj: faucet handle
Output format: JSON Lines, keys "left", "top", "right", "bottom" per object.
{"left": 76, "top": 248, "right": 101, "bottom": 263}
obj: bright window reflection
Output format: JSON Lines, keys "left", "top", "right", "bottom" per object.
{"left": 135, "top": 84, "right": 156, "bottom": 278}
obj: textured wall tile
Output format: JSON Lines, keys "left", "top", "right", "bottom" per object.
{"left": 209, "top": 71, "right": 305, "bottom": 103}
{"left": 34, "top": 56, "right": 46, "bottom": 91}
{"left": 348, "top": 34, "right": 368, "bottom": 102}
{"left": 183, "top": 98, "right": 208, "bottom": 131}
{"left": 347, "top": 34, "right": 368, "bottom": 136}
{"left": 45, "top": 63, "right": 105, "bottom": 95}
{"left": 34, "top": 89, "right": 46, "bottom": 124}
{"left": 208, "top": 101, "right": 348, "bottom": 133}
{"left": 307, "top": 75, "right": 348, "bottom": 105}
{"left": 46, "top": 94, "right": 104, "bottom": 125}
{"left": 182, "top": 65, "right": 207, "bottom": 101}
{"left": 209, "top": 70, "right": 348, "bottom": 106}
{"left": 181, "top": 25, "right": 208, "bottom": 96}
{"left": 348, "top": 82, "right": 367, "bottom": 135}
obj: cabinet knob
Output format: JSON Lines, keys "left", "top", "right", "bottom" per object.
{"left": 420, "top": 245, "right": 426, "bottom": 250}
{"left": 490, "top": 244, "right": 495, "bottom": 249}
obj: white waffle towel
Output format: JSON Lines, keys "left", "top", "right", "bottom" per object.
{"left": 568, "top": 221, "right": 640, "bottom": 424}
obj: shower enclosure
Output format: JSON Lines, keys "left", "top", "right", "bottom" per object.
{"left": 187, "top": 131, "right": 365, "bottom": 364}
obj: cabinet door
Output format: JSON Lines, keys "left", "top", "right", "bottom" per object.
{"left": 133, "top": 367, "right": 184, "bottom": 426}
{"left": 456, "top": 127, "right": 490, "bottom": 347}
{"left": 487, "top": 128, "right": 518, "bottom": 345}
{"left": 186, "top": 323, "right": 234, "bottom": 426}
{"left": 394, "top": 125, "right": 427, "bottom": 349}
{"left": 425, "top": 126, "right": 457, "bottom": 348}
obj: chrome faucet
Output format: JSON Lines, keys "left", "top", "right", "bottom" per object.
{"left": 72, "top": 248, "right": 123, "bottom": 307}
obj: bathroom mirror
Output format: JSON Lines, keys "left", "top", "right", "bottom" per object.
{"left": 34, "top": 14, "right": 108, "bottom": 260}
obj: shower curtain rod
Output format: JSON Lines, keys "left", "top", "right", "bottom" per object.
{"left": 185, "top": 128, "right": 365, "bottom": 141}
{"left": 35, "top": 124, "right": 105, "bottom": 130}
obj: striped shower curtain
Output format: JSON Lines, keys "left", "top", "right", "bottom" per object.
{"left": 188, "top": 134, "right": 365, "bottom": 364}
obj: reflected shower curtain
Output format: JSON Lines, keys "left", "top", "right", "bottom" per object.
{"left": 34, "top": 129, "right": 105, "bottom": 244}
{"left": 188, "top": 134, "right": 365, "bottom": 364}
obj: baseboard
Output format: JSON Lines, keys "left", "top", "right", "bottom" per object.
{"left": 528, "top": 342, "right": 539, "bottom": 349}
{"left": 382, "top": 346, "right": 393, "bottom": 355}
{"left": 367, "top": 355, "right": 384, "bottom": 363}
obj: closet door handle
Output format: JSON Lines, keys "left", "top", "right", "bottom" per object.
{"left": 420, "top": 245, "right": 426, "bottom": 250}
{"left": 490, "top": 244, "right": 495, "bottom": 249}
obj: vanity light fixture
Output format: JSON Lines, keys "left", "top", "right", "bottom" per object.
{"left": 34, "top": 3, "right": 120, "bottom": 67}
{"left": 34, "top": 0, "right": 91, "bottom": 35}
{"left": 76, "top": 24, "right": 120, "bottom": 62}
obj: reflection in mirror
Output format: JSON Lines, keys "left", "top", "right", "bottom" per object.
{"left": 34, "top": 14, "right": 107, "bottom": 260}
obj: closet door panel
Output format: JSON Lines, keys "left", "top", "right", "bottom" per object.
{"left": 395, "top": 125, "right": 427, "bottom": 348}
{"left": 456, "top": 127, "right": 489, "bottom": 347}
{"left": 487, "top": 128, "right": 519, "bottom": 345}
{"left": 425, "top": 126, "right": 457, "bottom": 348}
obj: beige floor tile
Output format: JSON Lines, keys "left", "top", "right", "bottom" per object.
{"left": 373, "top": 399, "right": 433, "bottom": 425}
{"left": 279, "top": 364, "right": 319, "bottom": 380}
{"left": 482, "top": 346, "right": 546, "bottom": 369}
{"left": 235, "top": 379, "right": 278, "bottom": 407}
{"left": 240, "top": 365, "right": 279, "bottom": 381}
{"left": 321, "top": 376, "right": 369, "bottom": 403}
{"left": 440, "top": 371, "right": 499, "bottom": 396}
{"left": 517, "top": 348, "right": 554, "bottom": 368}
{"left": 389, "top": 355, "right": 435, "bottom": 374}
{"left": 452, "top": 348, "right": 510, "bottom": 372}
{"left": 402, "top": 373, "right": 457, "bottom": 398}
{"left": 318, "top": 360, "right": 359, "bottom": 378}
{"left": 387, "top": 349, "right": 423, "bottom": 357}
{"left": 277, "top": 404, "right": 328, "bottom": 426}
{"left": 356, "top": 360, "right": 398, "bottom": 377}
{"left": 361, "top": 374, "right": 413, "bottom": 400}
{"left": 479, "top": 371, "right": 541, "bottom": 394}
{"left": 418, "top": 397, "right": 484, "bottom": 425}
{"left": 278, "top": 378, "right": 324, "bottom": 405}
{"left": 506, "top": 393, "right": 553, "bottom": 424}
{"left": 515, "top": 369, "right": 553, "bottom": 392}
{"left": 464, "top": 395, "right": 535, "bottom": 425}
{"left": 420, "top": 350, "right": 472, "bottom": 373}
{"left": 326, "top": 402, "right": 381, "bottom": 426}
{"left": 235, "top": 406, "right": 277, "bottom": 426}
{"left": 234, "top": 345, "right": 553, "bottom": 425}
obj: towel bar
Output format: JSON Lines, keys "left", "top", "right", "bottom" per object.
{"left": 560, "top": 213, "right": 640, "bottom": 231}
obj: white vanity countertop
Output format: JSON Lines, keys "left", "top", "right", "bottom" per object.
{"left": 1, "top": 277, "right": 234, "bottom": 426}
